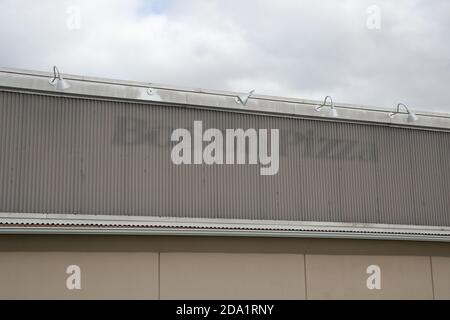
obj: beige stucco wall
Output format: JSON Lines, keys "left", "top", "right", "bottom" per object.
{"left": 160, "top": 253, "right": 305, "bottom": 299}
{"left": 306, "top": 255, "right": 434, "bottom": 299}
{"left": 431, "top": 256, "right": 450, "bottom": 300}
{"left": 0, "top": 252, "right": 158, "bottom": 299}
{"left": 0, "top": 234, "right": 449, "bottom": 299}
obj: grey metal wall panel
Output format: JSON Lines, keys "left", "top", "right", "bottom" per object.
{"left": 1, "top": 90, "right": 449, "bottom": 226}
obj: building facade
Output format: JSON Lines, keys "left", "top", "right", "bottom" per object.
{"left": 0, "top": 68, "right": 449, "bottom": 299}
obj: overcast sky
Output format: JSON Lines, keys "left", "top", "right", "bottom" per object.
{"left": 0, "top": 0, "right": 449, "bottom": 113}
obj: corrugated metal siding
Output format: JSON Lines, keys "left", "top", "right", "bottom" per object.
{"left": 1, "top": 90, "right": 449, "bottom": 226}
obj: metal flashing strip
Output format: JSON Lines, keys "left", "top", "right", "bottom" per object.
{"left": 1, "top": 213, "right": 450, "bottom": 242}
{"left": 1, "top": 67, "right": 450, "bottom": 131}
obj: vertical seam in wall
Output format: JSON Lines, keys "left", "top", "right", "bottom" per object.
{"left": 158, "top": 252, "right": 161, "bottom": 300}
{"left": 304, "top": 254, "right": 308, "bottom": 300}
{"left": 429, "top": 256, "right": 435, "bottom": 300}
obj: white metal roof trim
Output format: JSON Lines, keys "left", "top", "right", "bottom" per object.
{"left": 1, "top": 214, "right": 450, "bottom": 239}
{"left": 2, "top": 68, "right": 450, "bottom": 131}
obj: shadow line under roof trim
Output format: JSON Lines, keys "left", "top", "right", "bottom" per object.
{"left": 1, "top": 67, "right": 450, "bottom": 131}
{"left": 1, "top": 213, "right": 450, "bottom": 242}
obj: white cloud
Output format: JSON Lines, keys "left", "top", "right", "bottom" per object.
{"left": 0, "top": 0, "right": 449, "bottom": 113}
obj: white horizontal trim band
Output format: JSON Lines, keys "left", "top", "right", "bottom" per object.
{"left": 1, "top": 213, "right": 450, "bottom": 242}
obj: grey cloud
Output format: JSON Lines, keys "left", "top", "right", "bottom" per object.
{"left": 0, "top": 0, "right": 449, "bottom": 113}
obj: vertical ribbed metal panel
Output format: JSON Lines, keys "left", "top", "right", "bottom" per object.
{"left": 1, "top": 90, "right": 449, "bottom": 226}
